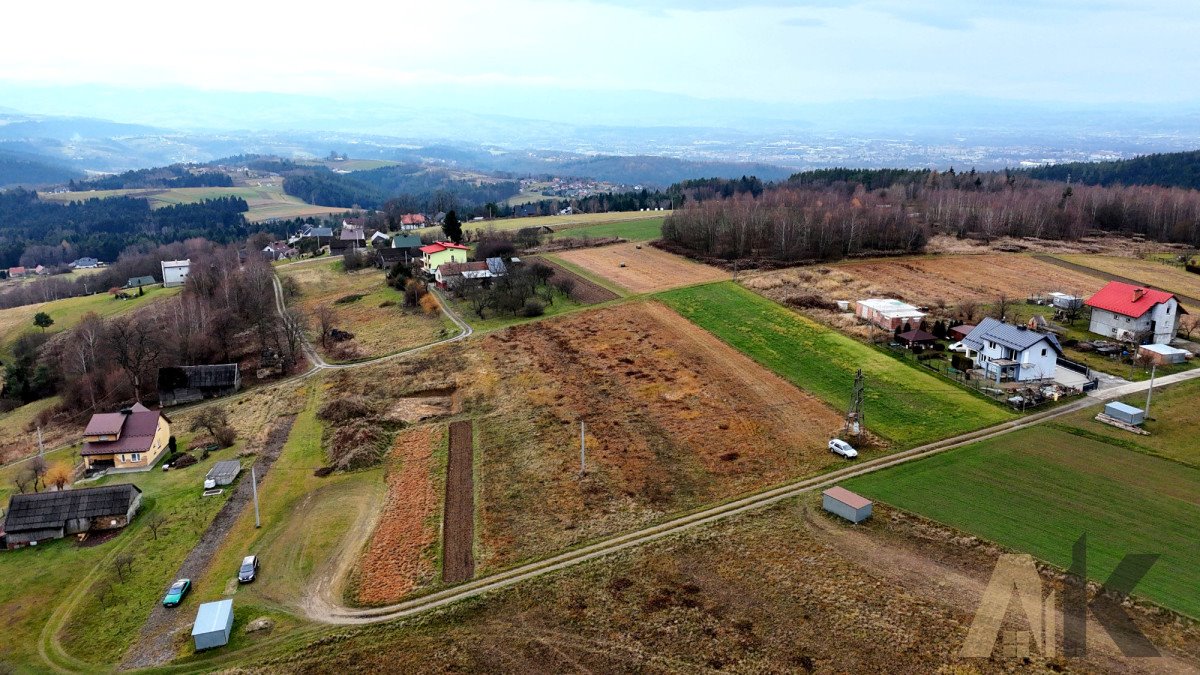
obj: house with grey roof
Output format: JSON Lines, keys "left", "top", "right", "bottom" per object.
{"left": 2, "top": 483, "right": 142, "bottom": 549}
{"left": 962, "top": 317, "right": 1062, "bottom": 383}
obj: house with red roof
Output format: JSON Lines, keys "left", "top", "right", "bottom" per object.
{"left": 419, "top": 241, "right": 470, "bottom": 275}
{"left": 1085, "top": 281, "right": 1184, "bottom": 345}
{"left": 399, "top": 213, "right": 426, "bottom": 230}
{"left": 81, "top": 403, "right": 172, "bottom": 473}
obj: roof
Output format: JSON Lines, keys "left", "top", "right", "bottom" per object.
{"left": 206, "top": 460, "right": 242, "bottom": 482}
{"left": 898, "top": 329, "right": 937, "bottom": 342}
{"left": 857, "top": 298, "right": 925, "bottom": 319}
{"left": 1105, "top": 401, "right": 1144, "bottom": 416}
{"left": 1085, "top": 281, "right": 1177, "bottom": 318}
{"left": 438, "top": 261, "right": 490, "bottom": 277}
{"left": 126, "top": 275, "right": 156, "bottom": 287}
{"left": 391, "top": 235, "right": 423, "bottom": 249}
{"left": 420, "top": 241, "right": 470, "bottom": 254}
{"left": 401, "top": 213, "right": 426, "bottom": 225}
{"left": 485, "top": 257, "right": 508, "bottom": 276}
{"left": 949, "top": 324, "right": 976, "bottom": 335}
{"left": 3, "top": 484, "right": 142, "bottom": 533}
{"left": 962, "top": 317, "right": 1063, "bottom": 356}
{"left": 823, "top": 486, "right": 872, "bottom": 510}
{"left": 339, "top": 227, "right": 366, "bottom": 241}
{"left": 158, "top": 364, "right": 239, "bottom": 390}
{"left": 302, "top": 226, "right": 333, "bottom": 237}
{"left": 82, "top": 404, "right": 166, "bottom": 456}
{"left": 84, "top": 412, "right": 127, "bottom": 436}
{"left": 192, "top": 599, "right": 234, "bottom": 636}
{"left": 1139, "top": 343, "right": 1190, "bottom": 356}
{"left": 161, "top": 260, "right": 190, "bottom": 268}
{"left": 368, "top": 231, "right": 390, "bottom": 240}
{"left": 72, "top": 257, "right": 99, "bottom": 265}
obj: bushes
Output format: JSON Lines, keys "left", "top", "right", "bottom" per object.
{"left": 521, "top": 297, "right": 546, "bottom": 317}
{"left": 318, "top": 395, "right": 374, "bottom": 424}
{"left": 419, "top": 293, "right": 440, "bottom": 315}
{"left": 782, "top": 294, "right": 838, "bottom": 311}
{"left": 334, "top": 293, "right": 364, "bottom": 304}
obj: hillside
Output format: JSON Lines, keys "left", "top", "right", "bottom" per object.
{"left": 0, "top": 147, "right": 82, "bottom": 189}
{"left": 1024, "top": 150, "right": 1200, "bottom": 189}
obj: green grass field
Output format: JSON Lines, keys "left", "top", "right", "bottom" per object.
{"left": 41, "top": 183, "right": 347, "bottom": 223}
{"left": 657, "top": 282, "right": 1013, "bottom": 447}
{"left": 557, "top": 217, "right": 663, "bottom": 242}
{"left": 416, "top": 210, "right": 672, "bottom": 236}
{"left": 446, "top": 287, "right": 587, "bottom": 333}
{"left": 1053, "top": 378, "right": 1200, "bottom": 467}
{"left": 845, "top": 425, "right": 1200, "bottom": 618}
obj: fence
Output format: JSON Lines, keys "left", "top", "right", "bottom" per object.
{"left": 888, "top": 345, "right": 1074, "bottom": 411}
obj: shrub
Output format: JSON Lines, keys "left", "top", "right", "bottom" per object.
{"left": 419, "top": 292, "right": 440, "bottom": 315}
{"left": 334, "top": 293, "right": 364, "bottom": 304}
{"left": 521, "top": 297, "right": 546, "bottom": 317}
{"left": 378, "top": 300, "right": 397, "bottom": 308}
{"left": 214, "top": 425, "right": 237, "bottom": 448}
{"left": 783, "top": 294, "right": 838, "bottom": 311}
{"left": 171, "top": 453, "right": 198, "bottom": 469}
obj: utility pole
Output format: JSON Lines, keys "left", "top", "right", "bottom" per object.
{"left": 579, "top": 421, "right": 586, "bottom": 477}
{"left": 251, "top": 466, "right": 261, "bottom": 528}
{"left": 1145, "top": 363, "right": 1157, "bottom": 417}
{"left": 36, "top": 426, "right": 43, "bottom": 455}
{"left": 844, "top": 369, "right": 864, "bottom": 437}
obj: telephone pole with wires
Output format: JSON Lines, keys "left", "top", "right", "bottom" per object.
{"left": 844, "top": 369, "right": 865, "bottom": 437}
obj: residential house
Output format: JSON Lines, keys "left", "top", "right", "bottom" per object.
{"left": 7, "top": 266, "right": 27, "bottom": 279}
{"left": 262, "top": 241, "right": 298, "bottom": 261}
{"left": 1085, "top": 281, "right": 1183, "bottom": 344}
{"left": 126, "top": 275, "right": 157, "bottom": 289}
{"left": 855, "top": 298, "right": 926, "bottom": 331}
{"left": 33, "top": 265, "right": 50, "bottom": 276}
{"left": 390, "top": 234, "right": 423, "bottom": 255}
{"left": 80, "top": 403, "right": 172, "bottom": 472}
{"left": 419, "top": 241, "right": 470, "bottom": 275}
{"left": 2, "top": 484, "right": 143, "bottom": 549}
{"left": 157, "top": 364, "right": 241, "bottom": 406}
{"left": 962, "top": 317, "right": 1062, "bottom": 383}
{"left": 161, "top": 259, "right": 191, "bottom": 287}
{"left": 436, "top": 261, "right": 492, "bottom": 288}
{"left": 485, "top": 257, "right": 508, "bottom": 277}
{"left": 399, "top": 213, "right": 426, "bottom": 230}
{"left": 331, "top": 226, "right": 366, "bottom": 253}
{"left": 300, "top": 226, "right": 334, "bottom": 245}
{"left": 368, "top": 231, "right": 391, "bottom": 248}
{"left": 70, "top": 257, "right": 101, "bottom": 269}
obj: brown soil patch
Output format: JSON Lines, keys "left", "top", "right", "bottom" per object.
{"left": 355, "top": 426, "right": 441, "bottom": 605}
{"left": 554, "top": 243, "right": 729, "bottom": 293}
{"left": 443, "top": 420, "right": 475, "bottom": 583}
{"left": 527, "top": 256, "right": 619, "bottom": 304}
{"left": 475, "top": 301, "right": 843, "bottom": 571}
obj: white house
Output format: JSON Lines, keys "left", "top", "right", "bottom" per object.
{"left": 962, "top": 317, "right": 1062, "bottom": 383}
{"left": 161, "top": 259, "right": 191, "bottom": 287}
{"left": 368, "top": 231, "right": 391, "bottom": 247}
{"left": 1085, "top": 281, "right": 1182, "bottom": 345}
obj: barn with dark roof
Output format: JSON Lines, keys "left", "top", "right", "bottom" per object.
{"left": 2, "top": 484, "right": 142, "bottom": 549}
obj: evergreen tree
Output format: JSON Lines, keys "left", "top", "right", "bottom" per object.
{"left": 442, "top": 210, "right": 463, "bottom": 244}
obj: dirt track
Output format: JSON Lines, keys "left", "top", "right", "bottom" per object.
{"left": 554, "top": 243, "right": 729, "bottom": 293}
{"left": 442, "top": 420, "right": 475, "bottom": 583}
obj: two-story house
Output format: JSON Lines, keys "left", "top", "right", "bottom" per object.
{"left": 962, "top": 317, "right": 1062, "bottom": 383}
{"left": 80, "top": 403, "right": 172, "bottom": 473}
{"left": 419, "top": 242, "right": 470, "bottom": 276}
{"left": 1085, "top": 281, "right": 1183, "bottom": 345}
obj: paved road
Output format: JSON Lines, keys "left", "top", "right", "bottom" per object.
{"left": 302, "top": 366, "right": 1200, "bottom": 626}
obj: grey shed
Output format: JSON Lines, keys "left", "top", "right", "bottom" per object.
{"left": 206, "top": 460, "right": 242, "bottom": 486}
{"left": 822, "top": 486, "right": 873, "bottom": 524}
{"left": 1104, "top": 401, "right": 1145, "bottom": 425}
{"left": 192, "top": 599, "right": 234, "bottom": 650}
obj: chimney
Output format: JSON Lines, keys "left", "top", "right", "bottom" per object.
{"left": 1133, "top": 287, "right": 1146, "bottom": 302}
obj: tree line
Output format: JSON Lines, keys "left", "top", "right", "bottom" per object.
{"left": 69, "top": 164, "right": 233, "bottom": 191}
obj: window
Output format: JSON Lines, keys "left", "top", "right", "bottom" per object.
{"left": 1041, "top": 348, "right": 1046, "bottom": 356}
{"left": 1167, "top": 305, "right": 1172, "bottom": 315}
{"left": 130, "top": 453, "right": 141, "bottom": 463}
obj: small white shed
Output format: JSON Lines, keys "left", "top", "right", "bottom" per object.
{"left": 192, "top": 599, "right": 234, "bottom": 651}
{"left": 1104, "top": 401, "right": 1145, "bottom": 426}
{"left": 822, "top": 486, "right": 873, "bottom": 523}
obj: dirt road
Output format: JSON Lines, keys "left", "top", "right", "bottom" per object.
{"left": 442, "top": 420, "right": 475, "bottom": 583}
{"left": 554, "top": 243, "right": 729, "bottom": 294}
{"left": 119, "top": 415, "right": 297, "bottom": 670}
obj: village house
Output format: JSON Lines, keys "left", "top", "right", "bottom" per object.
{"left": 70, "top": 257, "right": 101, "bottom": 269}
{"left": 1085, "top": 281, "right": 1183, "bottom": 344}
{"left": 7, "top": 266, "right": 27, "bottom": 279}
{"left": 161, "top": 259, "right": 191, "bottom": 287}
{"left": 300, "top": 226, "right": 333, "bottom": 245}
{"left": 399, "top": 213, "right": 426, "bottom": 230}
{"left": 157, "top": 364, "right": 241, "bottom": 406}
{"left": 80, "top": 403, "right": 172, "bottom": 473}
{"left": 419, "top": 241, "right": 470, "bottom": 275}
{"left": 368, "top": 231, "right": 391, "bottom": 247}
{"left": 262, "top": 241, "right": 298, "bottom": 261}
{"left": 962, "top": 317, "right": 1062, "bottom": 383}
{"left": 2, "top": 484, "right": 143, "bottom": 549}
{"left": 34, "top": 265, "right": 50, "bottom": 276}
{"left": 126, "top": 275, "right": 157, "bottom": 289}
{"left": 331, "top": 226, "right": 366, "bottom": 252}
{"left": 855, "top": 298, "right": 926, "bottom": 331}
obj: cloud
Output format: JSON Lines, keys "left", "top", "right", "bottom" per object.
{"left": 781, "top": 16, "right": 826, "bottom": 27}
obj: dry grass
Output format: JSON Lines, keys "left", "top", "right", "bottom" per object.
{"left": 553, "top": 243, "right": 729, "bottom": 294}
{"left": 279, "top": 262, "right": 453, "bottom": 362}
{"left": 1057, "top": 254, "right": 1200, "bottom": 308}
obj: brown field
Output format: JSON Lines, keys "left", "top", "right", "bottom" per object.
{"left": 553, "top": 243, "right": 729, "bottom": 294}
{"left": 268, "top": 500, "right": 1200, "bottom": 673}
{"left": 442, "top": 420, "right": 475, "bottom": 583}
{"left": 1056, "top": 254, "right": 1200, "bottom": 310}
{"left": 353, "top": 426, "right": 442, "bottom": 605}
{"left": 279, "top": 262, "right": 453, "bottom": 362}
{"left": 473, "top": 300, "right": 843, "bottom": 571}
{"left": 528, "top": 256, "right": 620, "bottom": 304}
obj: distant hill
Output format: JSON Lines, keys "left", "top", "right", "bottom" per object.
{"left": 0, "top": 146, "right": 82, "bottom": 189}
{"left": 521, "top": 155, "right": 794, "bottom": 188}
{"left": 1024, "top": 150, "right": 1200, "bottom": 190}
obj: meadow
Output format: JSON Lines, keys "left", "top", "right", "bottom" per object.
{"left": 556, "top": 216, "right": 664, "bottom": 242}
{"left": 657, "top": 282, "right": 1014, "bottom": 447}
{"left": 1056, "top": 253, "right": 1200, "bottom": 309}
{"left": 41, "top": 182, "right": 347, "bottom": 223}
{"left": 420, "top": 210, "right": 672, "bottom": 236}
{"left": 845, "top": 424, "right": 1200, "bottom": 618}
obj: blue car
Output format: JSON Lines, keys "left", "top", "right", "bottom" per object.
{"left": 162, "top": 578, "right": 191, "bottom": 607}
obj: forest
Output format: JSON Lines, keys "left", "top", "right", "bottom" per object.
{"left": 282, "top": 164, "right": 523, "bottom": 212}
{"left": 0, "top": 189, "right": 255, "bottom": 267}
{"left": 662, "top": 170, "right": 1200, "bottom": 264}
{"left": 0, "top": 148, "right": 81, "bottom": 188}
{"left": 1023, "top": 150, "right": 1200, "bottom": 190}
{"left": 69, "top": 163, "right": 233, "bottom": 191}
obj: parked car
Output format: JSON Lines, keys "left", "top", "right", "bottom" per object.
{"left": 162, "top": 578, "right": 191, "bottom": 607}
{"left": 238, "top": 555, "right": 260, "bottom": 583}
{"left": 828, "top": 439, "right": 858, "bottom": 459}
{"left": 948, "top": 341, "right": 967, "bottom": 353}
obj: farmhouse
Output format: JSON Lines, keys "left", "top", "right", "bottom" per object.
{"left": 70, "top": 257, "right": 101, "bottom": 269}
{"left": 2, "top": 483, "right": 142, "bottom": 549}
{"left": 157, "top": 364, "right": 241, "bottom": 406}
{"left": 7, "top": 266, "right": 27, "bottom": 278}
{"left": 331, "top": 226, "right": 366, "bottom": 252}
{"left": 420, "top": 241, "right": 470, "bottom": 274}
{"left": 399, "top": 213, "right": 426, "bottom": 230}
{"left": 856, "top": 298, "right": 926, "bottom": 331}
{"left": 161, "top": 259, "right": 191, "bottom": 287}
{"left": 962, "top": 317, "right": 1062, "bottom": 383}
{"left": 436, "top": 261, "right": 492, "bottom": 287}
{"left": 126, "top": 275, "right": 156, "bottom": 288}
{"left": 1085, "top": 281, "right": 1183, "bottom": 344}
{"left": 368, "top": 231, "right": 391, "bottom": 247}
{"left": 81, "top": 403, "right": 172, "bottom": 472}
{"left": 262, "top": 241, "right": 298, "bottom": 261}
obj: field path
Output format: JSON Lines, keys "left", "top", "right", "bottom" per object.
{"left": 119, "top": 415, "right": 297, "bottom": 671}
{"left": 442, "top": 420, "right": 475, "bottom": 583}
{"left": 1035, "top": 254, "right": 1200, "bottom": 309}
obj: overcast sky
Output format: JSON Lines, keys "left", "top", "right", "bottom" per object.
{"left": 3, "top": 0, "right": 1198, "bottom": 106}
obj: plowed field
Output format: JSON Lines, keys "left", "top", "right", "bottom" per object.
{"left": 443, "top": 420, "right": 475, "bottom": 583}
{"left": 553, "top": 243, "right": 729, "bottom": 293}
{"left": 528, "top": 256, "right": 620, "bottom": 304}
{"left": 475, "top": 300, "right": 843, "bottom": 571}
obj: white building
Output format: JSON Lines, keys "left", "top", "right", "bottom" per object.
{"left": 161, "top": 259, "right": 191, "bottom": 287}
{"left": 1084, "top": 282, "right": 1182, "bottom": 345}
{"left": 962, "top": 317, "right": 1062, "bottom": 383}
{"left": 855, "top": 298, "right": 926, "bottom": 331}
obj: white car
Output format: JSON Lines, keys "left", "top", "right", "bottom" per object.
{"left": 828, "top": 438, "right": 859, "bottom": 459}
{"left": 948, "top": 341, "right": 967, "bottom": 353}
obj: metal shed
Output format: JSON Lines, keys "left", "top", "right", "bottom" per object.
{"left": 206, "top": 461, "right": 242, "bottom": 486}
{"left": 822, "top": 486, "right": 873, "bottom": 523}
{"left": 1104, "top": 402, "right": 1145, "bottom": 425}
{"left": 192, "top": 599, "right": 234, "bottom": 650}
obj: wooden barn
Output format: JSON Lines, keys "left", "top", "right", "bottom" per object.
{"left": 158, "top": 364, "right": 241, "bottom": 406}
{"left": 2, "top": 484, "right": 142, "bottom": 549}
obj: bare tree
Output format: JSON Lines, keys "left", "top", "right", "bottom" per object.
{"left": 29, "top": 456, "right": 48, "bottom": 493}
{"left": 280, "top": 308, "right": 308, "bottom": 369}
{"left": 1179, "top": 314, "right": 1199, "bottom": 340}
{"left": 13, "top": 467, "right": 33, "bottom": 494}
{"left": 114, "top": 552, "right": 135, "bottom": 581}
{"left": 314, "top": 305, "right": 335, "bottom": 349}
{"left": 958, "top": 299, "right": 980, "bottom": 323}
{"left": 189, "top": 406, "right": 236, "bottom": 448}
{"left": 994, "top": 294, "right": 1011, "bottom": 321}
{"left": 105, "top": 314, "right": 163, "bottom": 401}
{"left": 145, "top": 513, "right": 168, "bottom": 540}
